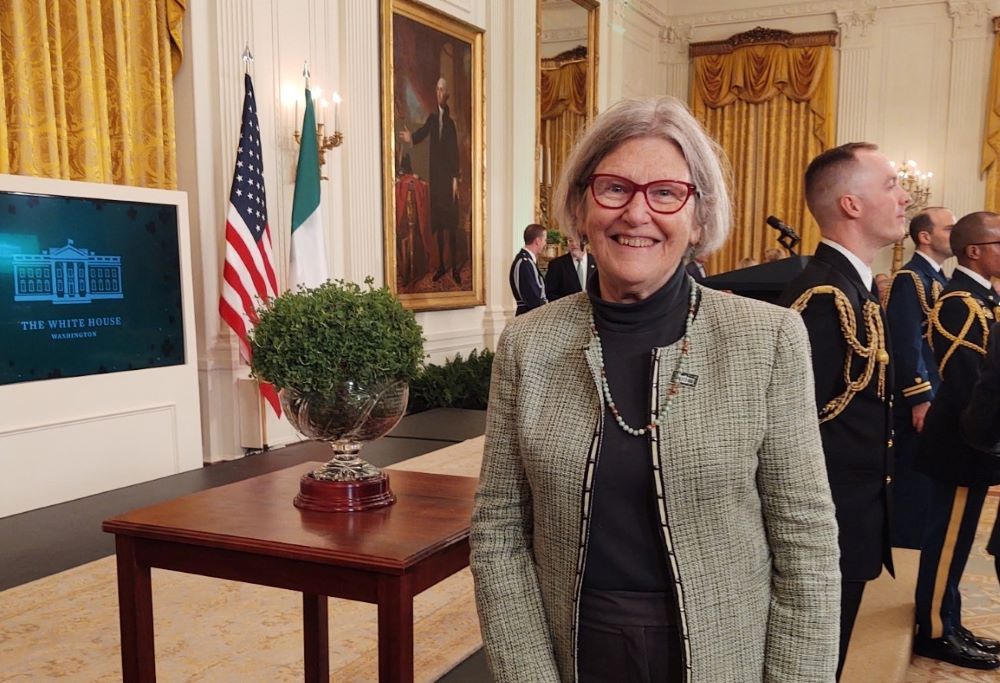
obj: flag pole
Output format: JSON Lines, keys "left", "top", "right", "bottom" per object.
{"left": 242, "top": 44, "right": 253, "bottom": 73}
{"left": 242, "top": 43, "right": 268, "bottom": 444}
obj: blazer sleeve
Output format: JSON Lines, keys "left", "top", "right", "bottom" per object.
{"left": 469, "top": 327, "right": 561, "bottom": 681}
{"left": 886, "top": 275, "right": 933, "bottom": 406}
{"left": 758, "top": 311, "right": 841, "bottom": 682}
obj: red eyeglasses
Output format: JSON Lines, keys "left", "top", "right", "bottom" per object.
{"left": 586, "top": 173, "right": 698, "bottom": 215}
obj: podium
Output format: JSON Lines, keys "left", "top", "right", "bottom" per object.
{"left": 701, "top": 256, "right": 811, "bottom": 304}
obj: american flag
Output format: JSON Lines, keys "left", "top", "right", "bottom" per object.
{"left": 219, "top": 73, "right": 281, "bottom": 416}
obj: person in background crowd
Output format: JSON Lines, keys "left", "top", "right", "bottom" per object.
{"left": 882, "top": 207, "right": 954, "bottom": 549}
{"left": 545, "top": 235, "right": 597, "bottom": 301}
{"left": 960, "top": 321, "right": 1000, "bottom": 590}
{"left": 508, "top": 223, "right": 547, "bottom": 315}
{"left": 472, "top": 95, "right": 840, "bottom": 682}
{"left": 777, "top": 141, "right": 908, "bottom": 679}
{"left": 763, "top": 246, "right": 786, "bottom": 262}
{"left": 736, "top": 256, "right": 758, "bottom": 269}
{"left": 913, "top": 211, "right": 1000, "bottom": 670}
{"left": 684, "top": 252, "right": 708, "bottom": 281}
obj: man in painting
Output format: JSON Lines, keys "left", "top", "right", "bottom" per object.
{"left": 400, "top": 76, "right": 462, "bottom": 285}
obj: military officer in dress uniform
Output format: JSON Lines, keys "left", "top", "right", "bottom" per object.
{"left": 777, "top": 142, "right": 908, "bottom": 680}
{"left": 883, "top": 207, "right": 954, "bottom": 548}
{"left": 962, "top": 322, "right": 1000, "bottom": 589}
{"left": 913, "top": 211, "right": 1000, "bottom": 670}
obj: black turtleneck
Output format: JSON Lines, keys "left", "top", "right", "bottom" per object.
{"left": 582, "top": 265, "right": 691, "bottom": 591}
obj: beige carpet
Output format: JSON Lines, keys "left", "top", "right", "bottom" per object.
{"left": 0, "top": 437, "right": 486, "bottom": 683}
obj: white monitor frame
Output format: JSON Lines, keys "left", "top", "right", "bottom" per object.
{"left": 0, "top": 174, "right": 203, "bottom": 518}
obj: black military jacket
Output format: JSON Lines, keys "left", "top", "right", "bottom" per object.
{"left": 884, "top": 254, "right": 948, "bottom": 413}
{"left": 777, "top": 242, "right": 894, "bottom": 581}
{"left": 917, "top": 269, "right": 1000, "bottom": 486}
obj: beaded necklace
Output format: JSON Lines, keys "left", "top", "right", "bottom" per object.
{"left": 590, "top": 278, "right": 699, "bottom": 436}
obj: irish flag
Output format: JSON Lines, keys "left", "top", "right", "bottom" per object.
{"left": 290, "top": 88, "right": 329, "bottom": 288}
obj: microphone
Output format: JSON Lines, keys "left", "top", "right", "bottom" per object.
{"left": 766, "top": 215, "right": 800, "bottom": 242}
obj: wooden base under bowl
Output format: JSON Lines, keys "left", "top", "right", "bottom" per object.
{"left": 293, "top": 471, "right": 396, "bottom": 512}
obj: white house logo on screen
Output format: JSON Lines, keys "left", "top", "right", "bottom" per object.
{"left": 12, "top": 239, "right": 123, "bottom": 305}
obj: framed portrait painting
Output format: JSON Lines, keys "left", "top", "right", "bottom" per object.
{"left": 380, "top": 0, "right": 484, "bottom": 311}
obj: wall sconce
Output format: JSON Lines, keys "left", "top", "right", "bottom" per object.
{"left": 285, "top": 78, "right": 344, "bottom": 179}
{"left": 889, "top": 158, "right": 934, "bottom": 272}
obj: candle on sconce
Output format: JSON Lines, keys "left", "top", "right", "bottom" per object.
{"left": 294, "top": 98, "right": 299, "bottom": 129}
{"left": 332, "top": 92, "right": 342, "bottom": 132}
{"left": 320, "top": 99, "right": 328, "bottom": 128}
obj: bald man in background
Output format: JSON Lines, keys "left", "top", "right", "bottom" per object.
{"left": 912, "top": 212, "right": 1000, "bottom": 670}
{"left": 777, "top": 142, "right": 909, "bottom": 679}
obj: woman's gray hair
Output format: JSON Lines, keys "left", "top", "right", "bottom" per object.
{"left": 552, "top": 96, "right": 732, "bottom": 256}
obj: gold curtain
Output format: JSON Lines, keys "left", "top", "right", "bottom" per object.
{"left": 540, "top": 59, "right": 587, "bottom": 230}
{"left": 983, "top": 19, "right": 1000, "bottom": 213}
{"left": 691, "top": 42, "right": 835, "bottom": 274}
{"left": 0, "top": 0, "right": 184, "bottom": 189}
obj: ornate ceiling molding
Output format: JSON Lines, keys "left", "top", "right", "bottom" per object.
{"left": 541, "top": 26, "right": 588, "bottom": 43}
{"left": 835, "top": 7, "right": 878, "bottom": 39}
{"left": 609, "top": 0, "right": 668, "bottom": 28}
{"left": 671, "top": 1, "right": 861, "bottom": 28}
{"left": 689, "top": 26, "right": 838, "bottom": 57}
{"left": 659, "top": 23, "right": 694, "bottom": 63}
{"left": 947, "top": 0, "right": 991, "bottom": 38}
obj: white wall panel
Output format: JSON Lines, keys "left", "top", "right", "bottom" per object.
{"left": 0, "top": 406, "right": 180, "bottom": 517}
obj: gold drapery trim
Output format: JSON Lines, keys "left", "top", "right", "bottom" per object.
{"left": 540, "top": 58, "right": 587, "bottom": 230}
{"left": 690, "top": 40, "right": 835, "bottom": 274}
{"left": 982, "top": 18, "right": 1000, "bottom": 213}
{"left": 0, "top": 0, "right": 182, "bottom": 188}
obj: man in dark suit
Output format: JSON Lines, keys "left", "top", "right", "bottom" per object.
{"left": 400, "top": 77, "right": 461, "bottom": 284}
{"left": 684, "top": 254, "right": 707, "bottom": 282}
{"left": 883, "top": 207, "right": 954, "bottom": 549}
{"left": 544, "top": 236, "right": 595, "bottom": 301}
{"left": 509, "top": 224, "right": 547, "bottom": 316}
{"left": 912, "top": 211, "right": 1000, "bottom": 670}
{"left": 777, "top": 142, "right": 909, "bottom": 679}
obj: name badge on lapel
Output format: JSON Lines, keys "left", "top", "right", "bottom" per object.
{"left": 672, "top": 371, "right": 698, "bottom": 388}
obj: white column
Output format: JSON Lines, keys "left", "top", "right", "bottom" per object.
{"left": 601, "top": 0, "right": 627, "bottom": 108}
{"left": 660, "top": 23, "right": 692, "bottom": 103}
{"left": 341, "top": 0, "right": 383, "bottom": 284}
{"left": 835, "top": 8, "right": 878, "bottom": 144}
{"left": 942, "top": 0, "right": 992, "bottom": 216}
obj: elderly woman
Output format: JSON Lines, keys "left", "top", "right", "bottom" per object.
{"left": 470, "top": 96, "right": 841, "bottom": 682}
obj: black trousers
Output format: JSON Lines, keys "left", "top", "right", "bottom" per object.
{"left": 837, "top": 580, "right": 866, "bottom": 680}
{"left": 914, "top": 481, "right": 988, "bottom": 640}
{"left": 577, "top": 589, "right": 683, "bottom": 683}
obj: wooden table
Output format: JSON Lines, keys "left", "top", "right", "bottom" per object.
{"left": 102, "top": 463, "right": 478, "bottom": 682}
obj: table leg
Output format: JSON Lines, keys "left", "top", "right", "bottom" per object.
{"left": 114, "top": 536, "right": 156, "bottom": 682}
{"left": 377, "top": 574, "right": 414, "bottom": 683}
{"left": 302, "top": 593, "right": 329, "bottom": 683}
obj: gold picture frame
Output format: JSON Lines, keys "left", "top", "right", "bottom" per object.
{"left": 380, "top": 0, "right": 485, "bottom": 311}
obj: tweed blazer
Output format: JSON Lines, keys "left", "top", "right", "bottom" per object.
{"left": 470, "top": 285, "right": 841, "bottom": 683}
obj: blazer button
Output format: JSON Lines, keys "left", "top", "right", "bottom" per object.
{"left": 887, "top": 438, "right": 894, "bottom": 448}
{"left": 885, "top": 475, "right": 893, "bottom": 485}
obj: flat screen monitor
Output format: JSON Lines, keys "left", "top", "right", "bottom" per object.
{"left": 0, "top": 191, "right": 185, "bottom": 385}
